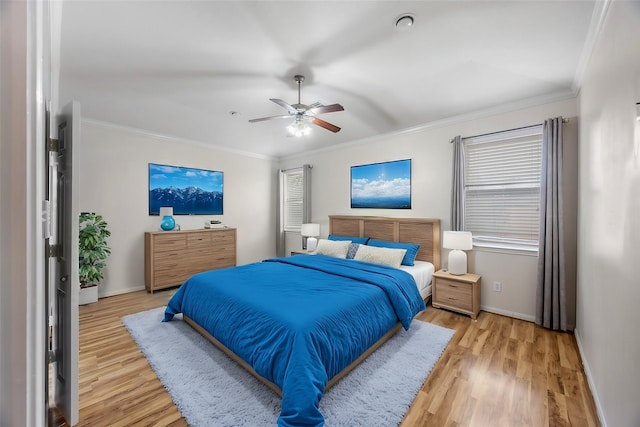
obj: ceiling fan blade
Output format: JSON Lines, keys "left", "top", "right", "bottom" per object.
{"left": 248, "top": 114, "right": 293, "bottom": 123}
{"left": 270, "top": 98, "right": 297, "bottom": 114}
{"left": 311, "top": 117, "right": 341, "bottom": 133}
{"left": 308, "top": 103, "right": 344, "bottom": 115}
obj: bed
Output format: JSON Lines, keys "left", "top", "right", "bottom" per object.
{"left": 163, "top": 216, "right": 440, "bottom": 426}
{"left": 329, "top": 215, "right": 440, "bottom": 300}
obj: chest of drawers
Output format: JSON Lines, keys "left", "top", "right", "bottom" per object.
{"left": 144, "top": 228, "right": 236, "bottom": 293}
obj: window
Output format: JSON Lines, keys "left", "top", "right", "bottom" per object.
{"left": 283, "top": 168, "right": 304, "bottom": 232}
{"left": 463, "top": 125, "right": 543, "bottom": 253}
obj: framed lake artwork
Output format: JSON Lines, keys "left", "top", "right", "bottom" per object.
{"left": 350, "top": 159, "right": 411, "bottom": 209}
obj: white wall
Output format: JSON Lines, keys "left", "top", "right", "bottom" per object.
{"left": 0, "top": 1, "right": 48, "bottom": 425}
{"left": 576, "top": 2, "right": 640, "bottom": 426}
{"left": 280, "top": 97, "right": 578, "bottom": 322}
{"left": 79, "top": 121, "right": 279, "bottom": 297}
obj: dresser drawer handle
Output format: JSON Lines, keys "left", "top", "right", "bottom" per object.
{"left": 448, "top": 297, "right": 457, "bottom": 301}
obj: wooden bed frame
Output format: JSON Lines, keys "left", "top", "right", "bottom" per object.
{"left": 183, "top": 215, "right": 441, "bottom": 397}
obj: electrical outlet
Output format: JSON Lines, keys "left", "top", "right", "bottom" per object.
{"left": 493, "top": 281, "right": 502, "bottom": 292}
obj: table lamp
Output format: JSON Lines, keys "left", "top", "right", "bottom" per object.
{"left": 159, "top": 207, "right": 175, "bottom": 231}
{"left": 301, "top": 223, "right": 320, "bottom": 251}
{"left": 443, "top": 231, "right": 473, "bottom": 275}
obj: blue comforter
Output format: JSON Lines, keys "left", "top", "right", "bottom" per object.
{"left": 164, "top": 255, "right": 426, "bottom": 426}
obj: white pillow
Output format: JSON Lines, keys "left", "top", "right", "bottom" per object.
{"left": 313, "top": 239, "right": 351, "bottom": 258}
{"left": 353, "top": 244, "right": 407, "bottom": 268}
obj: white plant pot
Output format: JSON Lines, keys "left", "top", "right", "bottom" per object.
{"left": 79, "top": 285, "right": 98, "bottom": 305}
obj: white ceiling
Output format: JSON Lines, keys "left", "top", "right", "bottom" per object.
{"left": 59, "top": 1, "right": 598, "bottom": 159}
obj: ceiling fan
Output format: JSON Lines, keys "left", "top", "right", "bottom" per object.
{"left": 249, "top": 75, "right": 344, "bottom": 136}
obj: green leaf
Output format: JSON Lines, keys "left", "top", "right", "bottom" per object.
{"left": 78, "top": 212, "right": 111, "bottom": 288}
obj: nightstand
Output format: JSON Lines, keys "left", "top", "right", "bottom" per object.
{"left": 432, "top": 270, "right": 481, "bottom": 319}
{"left": 290, "top": 250, "right": 310, "bottom": 256}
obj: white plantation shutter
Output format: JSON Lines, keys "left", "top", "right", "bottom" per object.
{"left": 283, "top": 168, "right": 304, "bottom": 232}
{"left": 463, "top": 125, "right": 543, "bottom": 252}
{"left": 277, "top": 165, "right": 311, "bottom": 256}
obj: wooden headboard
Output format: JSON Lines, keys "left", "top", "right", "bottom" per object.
{"left": 328, "top": 215, "right": 441, "bottom": 270}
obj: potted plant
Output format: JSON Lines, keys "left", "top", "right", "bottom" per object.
{"left": 78, "top": 212, "right": 111, "bottom": 305}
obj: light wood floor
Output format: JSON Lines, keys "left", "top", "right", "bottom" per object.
{"left": 51, "top": 289, "right": 600, "bottom": 426}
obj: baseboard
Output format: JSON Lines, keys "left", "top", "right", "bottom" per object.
{"left": 574, "top": 328, "right": 607, "bottom": 427}
{"left": 99, "top": 285, "right": 146, "bottom": 298}
{"left": 480, "top": 305, "right": 536, "bottom": 322}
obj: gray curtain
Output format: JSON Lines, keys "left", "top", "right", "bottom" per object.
{"left": 450, "top": 135, "right": 464, "bottom": 231}
{"left": 302, "top": 164, "right": 312, "bottom": 249}
{"left": 302, "top": 164, "right": 311, "bottom": 224}
{"left": 536, "top": 117, "right": 566, "bottom": 331}
{"left": 276, "top": 169, "right": 285, "bottom": 257}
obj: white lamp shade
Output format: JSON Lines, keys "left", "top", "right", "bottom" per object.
{"left": 301, "top": 223, "right": 320, "bottom": 237}
{"left": 442, "top": 231, "right": 472, "bottom": 250}
{"left": 159, "top": 207, "right": 174, "bottom": 217}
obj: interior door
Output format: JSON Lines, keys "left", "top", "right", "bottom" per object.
{"left": 49, "top": 101, "right": 80, "bottom": 425}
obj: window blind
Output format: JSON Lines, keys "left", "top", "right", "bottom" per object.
{"left": 463, "top": 125, "right": 543, "bottom": 251}
{"left": 283, "top": 168, "right": 304, "bottom": 231}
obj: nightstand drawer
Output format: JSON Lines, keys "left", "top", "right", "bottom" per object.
{"left": 436, "top": 280, "right": 473, "bottom": 310}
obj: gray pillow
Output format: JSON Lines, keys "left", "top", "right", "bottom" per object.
{"left": 346, "top": 243, "right": 360, "bottom": 259}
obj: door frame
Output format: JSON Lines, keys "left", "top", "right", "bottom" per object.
{"left": 0, "top": 0, "right": 48, "bottom": 425}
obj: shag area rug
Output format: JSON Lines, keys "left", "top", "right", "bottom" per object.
{"left": 123, "top": 307, "right": 454, "bottom": 427}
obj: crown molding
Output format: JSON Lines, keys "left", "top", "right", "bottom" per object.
{"left": 82, "top": 117, "right": 276, "bottom": 161}
{"left": 281, "top": 90, "right": 577, "bottom": 162}
{"left": 83, "top": 87, "right": 576, "bottom": 163}
{"left": 572, "top": 0, "right": 612, "bottom": 93}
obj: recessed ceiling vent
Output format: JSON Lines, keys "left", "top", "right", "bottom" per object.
{"left": 394, "top": 14, "right": 415, "bottom": 32}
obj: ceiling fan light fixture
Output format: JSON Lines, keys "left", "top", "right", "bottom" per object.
{"left": 287, "top": 118, "right": 311, "bottom": 137}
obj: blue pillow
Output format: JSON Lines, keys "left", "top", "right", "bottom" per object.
{"left": 367, "top": 239, "right": 420, "bottom": 266}
{"left": 328, "top": 234, "right": 370, "bottom": 245}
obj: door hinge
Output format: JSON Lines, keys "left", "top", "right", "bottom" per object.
{"left": 47, "top": 137, "right": 59, "bottom": 152}
{"left": 48, "top": 244, "right": 61, "bottom": 258}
